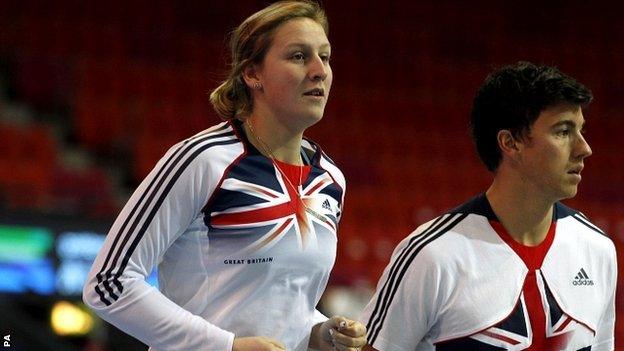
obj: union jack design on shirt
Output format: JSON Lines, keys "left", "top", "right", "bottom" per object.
{"left": 209, "top": 166, "right": 339, "bottom": 254}
{"left": 202, "top": 121, "right": 344, "bottom": 259}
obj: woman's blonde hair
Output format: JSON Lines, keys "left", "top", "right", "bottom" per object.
{"left": 209, "top": 1, "right": 328, "bottom": 120}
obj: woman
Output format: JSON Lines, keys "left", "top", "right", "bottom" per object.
{"left": 83, "top": 1, "right": 366, "bottom": 350}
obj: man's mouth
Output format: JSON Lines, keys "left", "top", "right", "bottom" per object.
{"left": 303, "top": 88, "right": 324, "bottom": 97}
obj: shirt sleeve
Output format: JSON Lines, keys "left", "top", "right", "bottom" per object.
{"left": 311, "top": 309, "right": 329, "bottom": 325}
{"left": 591, "top": 243, "right": 617, "bottom": 350}
{"left": 82, "top": 141, "right": 235, "bottom": 351}
{"left": 359, "top": 221, "right": 446, "bottom": 351}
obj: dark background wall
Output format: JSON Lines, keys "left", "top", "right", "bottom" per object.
{"left": 0, "top": 0, "right": 622, "bottom": 349}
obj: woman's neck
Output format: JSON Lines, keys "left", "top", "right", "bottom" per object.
{"left": 244, "top": 114, "right": 304, "bottom": 165}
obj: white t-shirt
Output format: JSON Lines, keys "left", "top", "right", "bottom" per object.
{"left": 361, "top": 194, "right": 616, "bottom": 351}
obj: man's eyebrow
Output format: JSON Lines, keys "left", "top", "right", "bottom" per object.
{"left": 551, "top": 120, "right": 585, "bottom": 129}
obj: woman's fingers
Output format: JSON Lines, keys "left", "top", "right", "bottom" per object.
{"left": 327, "top": 318, "right": 367, "bottom": 351}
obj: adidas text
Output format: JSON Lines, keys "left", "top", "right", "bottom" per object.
{"left": 573, "top": 279, "right": 594, "bottom": 286}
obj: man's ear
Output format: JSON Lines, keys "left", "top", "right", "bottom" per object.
{"left": 497, "top": 129, "right": 521, "bottom": 158}
{"left": 242, "top": 64, "right": 261, "bottom": 90}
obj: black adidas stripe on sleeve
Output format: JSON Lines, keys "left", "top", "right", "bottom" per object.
{"left": 571, "top": 214, "right": 605, "bottom": 236}
{"left": 367, "top": 213, "right": 468, "bottom": 344}
{"left": 94, "top": 127, "right": 237, "bottom": 306}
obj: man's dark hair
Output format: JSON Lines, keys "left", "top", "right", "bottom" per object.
{"left": 470, "top": 61, "right": 593, "bottom": 172}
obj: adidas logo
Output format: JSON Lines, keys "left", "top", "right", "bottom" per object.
{"left": 322, "top": 199, "right": 332, "bottom": 211}
{"left": 572, "top": 268, "right": 594, "bottom": 286}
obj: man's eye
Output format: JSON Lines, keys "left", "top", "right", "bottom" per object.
{"left": 291, "top": 53, "right": 305, "bottom": 61}
{"left": 557, "top": 129, "right": 570, "bottom": 137}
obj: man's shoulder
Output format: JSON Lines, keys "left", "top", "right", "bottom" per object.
{"left": 554, "top": 202, "right": 615, "bottom": 250}
{"left": 401, "top": 210, "right": 505, "bottom": 269}
{"left": 402, "top": 194, "right": 508, "bottom": 256}
{"left": 445, "top": 193, "right": 497, "bottom": 219}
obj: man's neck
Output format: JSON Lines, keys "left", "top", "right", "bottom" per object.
{"left": 486, "top": 177, "right": 555, "bottom": 246}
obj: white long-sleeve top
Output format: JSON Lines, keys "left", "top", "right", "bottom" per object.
{"left": 83, "top": 121, "right": 346, "bottom": 351}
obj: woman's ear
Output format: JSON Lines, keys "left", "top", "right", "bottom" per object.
{"left": 242, "top": 64, "right": 262, "bottom": 90}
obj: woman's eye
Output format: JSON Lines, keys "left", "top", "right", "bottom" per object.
{"left": 320, "top": 54, "right": 331, "bottom": 63}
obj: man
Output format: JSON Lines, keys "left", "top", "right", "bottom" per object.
{"left": 361, "top": 62, "right": 616, "bottom": 350}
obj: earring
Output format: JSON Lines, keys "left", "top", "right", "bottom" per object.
{"left": 253, "top": 81, "right": 262, "bottom": 90}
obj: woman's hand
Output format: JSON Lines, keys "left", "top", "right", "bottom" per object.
{"left": 232, "top": 336, "right": 285, "bottom": 351}
{"left": 310, "top": 316, "right": 367, "bottom": 351}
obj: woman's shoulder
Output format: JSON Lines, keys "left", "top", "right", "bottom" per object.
{"left": 302, "top": 137, "right": 345, "bottom": 185}
{"left": 187, "top": 121, "right": 239, "bottom": 143}
{"left": 301, "top": 137, "right": 338, "bottom": 166}
{"left": 161, "top": 122, "right": 245, "bottom": 169}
